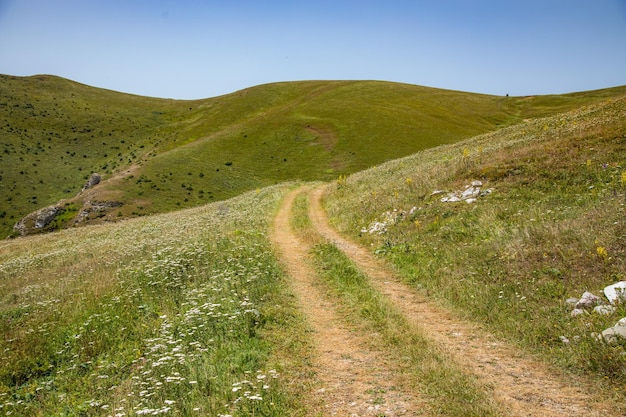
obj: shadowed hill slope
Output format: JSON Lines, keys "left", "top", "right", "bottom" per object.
{"left": 2, "top": 74, "right": 625, "bottom": 237}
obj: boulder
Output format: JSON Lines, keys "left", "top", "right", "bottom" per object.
{"left": 35, "top": 206, "right": 60, "bottom": 228}
{"left": 575, "top": 291, "right": 601, "bottom": 309}
{"left": 604, "top": 281, "right": 626, "bottom": 305}
{"left": 81, "top": 173, "right": 101, "bottom": 193}
{"left": 602, "top": 318, "right": 626, "bottom": 344}
{"left": 13, "top": 205, "right": 61, "bottom": 236}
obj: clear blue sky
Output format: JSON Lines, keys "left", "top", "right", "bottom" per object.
{"left": 1, "top": 0, "right": 625, "bottom": 99}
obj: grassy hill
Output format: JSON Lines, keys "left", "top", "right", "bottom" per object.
{"left": 323, "top": 94, "right": 626, "bottom": 382}
{"left": 1, "top": 93, "right": 625, "bottom": 415}
{"left": 3, "top": 74, "right": 625, "bottom": 237}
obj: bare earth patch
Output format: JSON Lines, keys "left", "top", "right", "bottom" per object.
{"left": 308, "top": 185, "right": 620, "bottom": 417}
{"left": 271, "top": 186, "right": 428, "bottom": 416}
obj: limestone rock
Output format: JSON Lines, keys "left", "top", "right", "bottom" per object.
{"left": 74, "top": 200, "right": 123, "bottom": 224}
{"left": 439, "top": 180, "right": 494, "bottom": 203}
{"left": 81, "top": 173, "right": 101, "bottom": 193}
{"left": 575, "top": 291, "right": 601, "bottom": 309}
{"left": 604, "top": 281, "right": 626, "bottom": 305}
{"left": 602, "top": 318, "right": 626, "bottom": 344}
{"left": 13, "top": 205, "right": 61, "bottom": 236}
{"left": 593, "top": 305, "right": 616, "bottom": 316}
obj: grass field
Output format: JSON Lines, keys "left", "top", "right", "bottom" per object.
{"left": 2, "top": 75, "right": 626, "bottom": 414}
{"left": 0, "top": 184, "right": 316, "bottom": 416}
{"left": 3, "top": 74, "right": 625, "bottom": 238}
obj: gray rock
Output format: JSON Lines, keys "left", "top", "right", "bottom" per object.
{"left": 73, "top": 200, "right": 123, "bottom": 224}
{"left": 13, "top": 205, "right": 61, "bottom": 236}
{"left": 440, "top": 181, "right": 493, "bottom": 203}
{"left": 81, "top": 173, "right": 101, "bottom": 193}
{"left": 441, "top": 195, "right": 462, "bottom": 203}
{"left": 461, "top": 185, "right": 480, "bottom": 199}
{"left": 602, "top": 322, "right": 626, "bottom": 344}
{"left": 604, "top": 281, "right": 626, "bottom": 305}
{"left": 594, "top": 305, "right": 616, "bottom": 316}
{"left": 575, "top": 291, "right": 601, "bottom": 309}
{"left": 565, "top": 297, "right": 579, "bottom": 307}
{"left": 34, "top": 206, "right": 60, "bottom": 228}
{"left": 570, "top": 308, "right": 586, "bottom": 317}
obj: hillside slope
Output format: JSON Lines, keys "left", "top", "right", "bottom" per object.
{"left": 2, "top": 74, "right": 625, "bottom": 237}
{"left": 1, "top": 96, "right": 625, "bottom": 415}
{"left": 323, "top": 94, "right": 626, "bottom": 387}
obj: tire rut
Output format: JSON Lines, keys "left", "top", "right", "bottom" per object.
{"left": 270, "top": 186, "right": 427, "bottom": 416}
{"left": 308, "top": 185, "right": 619, "bottom": 417}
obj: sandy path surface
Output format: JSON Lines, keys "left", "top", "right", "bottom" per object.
{"left": 270, "top": 186, "right": 426, "bottom": 416}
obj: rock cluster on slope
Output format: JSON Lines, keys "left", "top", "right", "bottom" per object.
{"left": 436, "top": 180, "right": 494, "bottom": 204}
{"left": 566, "top": 281, "right": 626, "bottom": 344}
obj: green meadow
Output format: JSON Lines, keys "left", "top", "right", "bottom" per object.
{"left": 1, "top": 74, "right": 626, "bottom": 415}
{"left": 3, "top": 74, "right": 625, "bottom": 238}
{"left": 0, "top": 185, "right": 314, "bottom": 416}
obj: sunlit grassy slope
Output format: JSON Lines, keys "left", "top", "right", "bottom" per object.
{"left": 0, "top": 184, "right": 315, "bottom": 416}
{"left": 2, "top": 83, "right": 626, "bottom": 414}
{"left": 3, "top": 73, "right": 625, "bottom": 237}
{"left": 323, "top": 94, "right": 626, "bottom": 386}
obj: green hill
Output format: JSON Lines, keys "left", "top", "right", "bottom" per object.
{"left": 323, "top": 94, "right": 626, "bottom": 384}
{"left": 1, "top": 94, "right": 625, "bottom": 415}
{"left": 2, "top": 74, "right": 625, "bottom": 237}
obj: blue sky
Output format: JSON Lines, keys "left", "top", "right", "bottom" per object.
{"left": 0, "top": 0, "right": 625, "bottom": 99}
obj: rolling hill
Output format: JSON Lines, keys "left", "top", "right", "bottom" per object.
{"left": 1, "top": 92, "right": 625, "bottom": 415}
{"left": 2, "top": 73, "right": 625, "bottom": 237}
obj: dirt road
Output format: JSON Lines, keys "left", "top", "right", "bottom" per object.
{"left": 270, "top": 185, "right": 618, "bottom": 416}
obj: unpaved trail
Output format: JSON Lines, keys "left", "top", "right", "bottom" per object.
{"left": 270, "top": 186, "right": 427, "bottom": 416}
{"left": 307, "top": 185, "right": 619, "bottom": 417}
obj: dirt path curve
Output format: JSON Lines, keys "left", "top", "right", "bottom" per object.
{"left": 308, "top": 185, "right": 618, "bottom": 417}
{"left": 270, "top": 186, "right": 427, "bottom": 416}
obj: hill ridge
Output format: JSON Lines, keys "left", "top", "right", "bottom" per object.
{"left": 2, "top": 73, "right": 625, "bottom": 237}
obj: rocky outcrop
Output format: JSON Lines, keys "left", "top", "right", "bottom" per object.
{"left": 81, "top": 173, "right": 101, "bottom": 193}
{"left": 13, "top": 205, "right": 61, "bottom": 236}
{"left": 74, "top": 200, "right": 123, "bottom": 224}
{"left": 11, "top": 173, "right": 109, "bottom": 237}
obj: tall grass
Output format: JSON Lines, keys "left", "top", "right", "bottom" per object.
{"left": 0, "top": 184, "right": 312, "bottom": 416}
{"left": 323, "top": 96, "right": 626, "bottom": 391}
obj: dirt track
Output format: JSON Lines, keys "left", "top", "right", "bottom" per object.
{"left": 270, "top": 185, "right": 618, "bottom": 416}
